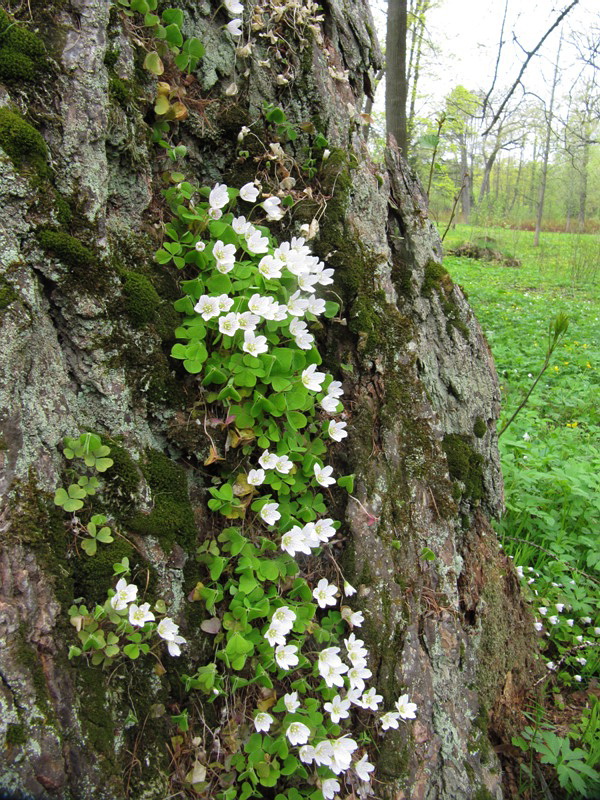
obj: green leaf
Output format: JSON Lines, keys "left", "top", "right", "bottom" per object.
{"left": 96, "top": 527, "right": 114, "bottom": 544}
{"left": 337, "top": 473, "right": 355, "bottom": 492}
{"left": 266, "top": 107, "right": 286, "bottom": 124}
{"left": 165, "top": 23, "right": 183, "bottom": 47}
{"left": 81, "top": 538, "right": 97, "bottom": 556}
{"left": 184, "top": 37, "right": 205, "bottom": 58}
{"left": 95, "top": 457, "right": 113, "bottom": 472}
{"left": 123, "top": 643, "right": 140, "bottom": 659}
{"left": 286, "top": 411, "right": 307, "bottom": 430}
{"left": 161, "top": 7, "right": 184, "bottom": 26}
{"left": 154, "top": 95, "right": 171, "bottom": 115}
{"left": 143, "top": 51, "right": 164, "bottom": 75}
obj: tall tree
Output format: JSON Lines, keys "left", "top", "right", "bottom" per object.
{"left": 0, "top": 2, "right": 535, "bottom": 798}
{"left": 386, "top": 0, "right": 408, "bottom": 152}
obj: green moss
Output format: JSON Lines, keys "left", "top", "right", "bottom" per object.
{"left": 122, "top": 271, "right": 161, "bottom": 326}
{"left": 0, "top": 108, "right": 48, "bottom": 175}
{"left": 0, "top": 275, "right": 18, "bottom": 310}
{"left": 442, "top": 434, "right": 484, "bottom": 501}
{"left": 421, "top": 260, "right": 451, "bottom": 297}
{"left": 127, "top": 449, "right": 196, "bottom": 551}
{"left": 473, "top": 788, "right": 495, "bottom": 800}
{"left": 16, "top": 628, "right": 52, "bottom": 716}
{"left": 102, "top": 442, "right": 140, "bottom": 516}
{"left": 473, "top": 417, "right": 487, "bottom": 438}
{"left": 75, "top": 665, "right": 119, "bottom": 758}
{"left": 72, "top": 537, "right": 134, "bottom": 604}
{"left": 54, "top": 191, "right": 74, "bottom": 226}
{"left": 3, "top": 25, "right": 45, "bottom": 59}
{"left": 37, "top": 229, "right": 96, "bottom": 273}
{"left": 6, "top": 722, "right": 27, "bottom": 745}
{"left": 421, "top": 260, "right": 470, "bottom": 339}
{"left": 104, "top": 48, "right": 119, "bottom": 69}
{"left": 0, "top": 48, "right": 35, "bottom": 81}
{"left": 109, "top": 75, "right": 136, "bottom": 108}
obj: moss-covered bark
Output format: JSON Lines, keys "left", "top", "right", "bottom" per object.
{"left": 0, "top": 1, "right": 536, "bottom": 798}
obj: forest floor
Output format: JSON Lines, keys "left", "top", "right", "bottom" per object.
{"left": 443, "top": 225, "right": 600, "bottom": 799}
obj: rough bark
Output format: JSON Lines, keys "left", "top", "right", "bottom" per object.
{"left": 0, "top": 1, "right": 536, "bottom": 798}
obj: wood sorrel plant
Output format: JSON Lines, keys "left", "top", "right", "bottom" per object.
{"left": 159, "top": 175, "right": 418, "bottom": 798}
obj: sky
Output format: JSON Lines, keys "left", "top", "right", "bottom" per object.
{"left": 368, "top": 0, "right": 599, "bottom": 119}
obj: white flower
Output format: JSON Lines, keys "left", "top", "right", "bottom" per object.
{"left": 581, "top": 616, "right": 592, "bottom": 625}
{"left": 232, "top": 215, "right": 251, "bottom": 234}
{"left": 307, "top": 295, "right": 326, "bottom": 316}
{"left": 354, "top": 753, "right": 375, "bottom": 782}
{"left": 226, "top": 18, "right": 242, "bottom": 36}
{"left": 360, "top": 687, "right": 383, "bottom": 711}
{"left": 247, "top": 468, "right": 265, "bottom": 486}
{"left": 576, "top": 656, "right": 587, "bottom": 665}
{"left": 193, "top": 295, "right": 220, "bottom": 320}
{"left": 395, "top": 694, "right": 417, "bottom": 720}
{"left": 237, "top": 311, "right": 260, "bottom": 331}
{"left": 538, "top": 607, "right": 548, "bottom": 616}
{"left": 265, "top": 626, "right": 286, "bottom": 647}
{"left": 348, "top": 664, "right": 372, "bottom": 693}
{"left": 287, "top": 291, "right": 309, "bottom": 316}
{"left": 555, "top": 603, "right": 565, "bottom": 612}
{"left": 284, "top": 692, "right": 300, "bottom": 713}
{"left": 321, "top": 394, "right": 341, "bottom": 413}
{"left": 324, "top": 695, "right": 351, "bottom": 724}
{"left": 380, "top": 711, "right": 400, "bottom": 730}
{"left": 209, "top": 183, "right": 229, "bottom": 209}
{"left": 128, "top": 602, "right": 155, "bottom": 627}
{"left": 315, "top": 266, "right": 335, "bottom": 285}
{"left": 275, "top": 454, "right": 294, "bottom": 474}
{"left": 248, "top": 293, "right": 271, "bottom": 317}
{"left": 110, "top": 579, "right": 138, "bottom": 611}
{"left": 262, "top": 195, "right": 284, "bottom": 220}
{"left": 329, "top": 737, "right": 358, "bottom": 774}
{"left": 254, "top": 712, "right": 273, "bottom": 733}
{"left": 343, "top": 580, "right": 357, "bottom": 596}
{"left": 341, "top": 606, "right": 364, "bottom": 627}
{"left": 295, "top": 331, "right": 314, "bottom": 350}
{"left": 217, "top": 294, "right": 234, "bottom": 312}
{"left": 240, "top": 182, "right": 259, "bottom": 202}
{"left": 289, "top": 318, "right": 307, "bottom": 336}
{"left": 523, "top": 432, "right": 531, "bottom": 441}
{"left": 157, "top": 617, "right": 179, "bottom": 641}
{"left": 567, "top": 619, "right": 574, "bottom": 627}
{"left": 259, "top": 450, "right": 278, "bottom": 470}
{"left": 546, "top": 661, "right": 556, "bottom": 670}
{"left": 219, "top": 312, "right": 239, "bottom": 336}
{"left": 272, "top": 605, "right": 296, "bottom": 631}
{"left": 260, "top": 502, "right": 281, "bottom": 526}
{"left": 534, "top": 621, "right": 544, "bottom": 632}
{"left": 286, "top": 721, "right": 311, "bottom": 746}
{"left": 224, "top": 0, "right": 244, "bottom": 15}
{"left": 194, "top": 240, "right": 206, "bottom": 252}
{"left": 246, "top": 229, "right": 269, "bottom": 254}
{"left": 275, "top": 643, "right": 299, "bottom": 670}
{"left": 574, "top": 674, "right": 582, "bottom": 682}
{"left": 314, "top": 517, "right": 336, "bottom": 542}
{"left": 313, "top": 578, "right": 338, "bottom": 608}
{"left": 302, "top": 363, "right": 326, "bottom": 392}
{"left": 548, "top": 615, "right": 559, "bottom": 625}
{"left": 213, "top": 239, "right": 236, "bottom": 263}
{"left": 298, "top": 272, "right": 319, "bottom": 293}
{"left": 328, "top": 420, "right": 348, "bottom": 442}
{"left": 320, "top": 663, "right": 348, "bottom": 689}
{"left": 302, "top": 522, "right": 320, "bottom": 550}
{"left": 327, "top": 380, "right": 344, "bottom": 398}
{"left": 258, "top": 254, "right": 283, "bottom": 279}
{"left": 281, "top": 526, "right": 312, "bottom": 557}
{"left": 321, "top": 778, "right": 340, "bottom": 800}
{"left": 208, "top": 207, "right": 223, "bottom": 220}
{"left": 242, "top": 330, "right": 269, "bottom": 356}
{"left": 314, "top": 464, "right": 335, "bottom": 487}
{"left": 166, "top": 634, "right": 186, "bottom": 657}
{"left": 299, "top": 744, "right": 316, "bottom": 764}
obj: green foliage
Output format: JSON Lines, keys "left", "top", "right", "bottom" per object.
{"left": 0, "top": 11, "right": 45, "bottom": 84}
{"left": 0, "top": 108, "right": 48, "bottom": 174}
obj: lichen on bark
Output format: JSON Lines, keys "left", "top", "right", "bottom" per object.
{"left": 0, "top": 1, "right": 537, "bottom": 798}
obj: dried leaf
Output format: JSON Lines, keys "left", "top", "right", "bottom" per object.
{"left": 201, "top": 617, "right": 221, "bottom": 634}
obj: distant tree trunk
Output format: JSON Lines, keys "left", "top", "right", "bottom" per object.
{"left": 535, "top": 33, "right": 562, "bottom": 246}
{"left": 459, "top": 135, "right": 471, "bottom": 222}
{"left": 406, "top": 0, "right": 430, "bottom": 148}
{"left": 578, "top": 136, "right": 590, "bottom": 230}
{"left": 386, "top": 0, "right": 408, "bottom": 153}
{"left": 508, "top": 146, "right": 524, "bottom": 213}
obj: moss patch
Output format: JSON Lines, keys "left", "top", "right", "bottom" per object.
{"left": 473, "top": 417, "right": 487, "bottom": 438}
{"left": 442, "top": 433, "right": 484, "bottom": 501}
{"left": 6, "top": 722, "right": 27, "bottom": 745}
{"left": 37, "top": 229, "right": 96, "bottom": 272}
{"left": 0, "top": 275, "right": 18, "bottom": 310}
{"left": 122, "top": 271, "right": 161, "bottom": 326}
{"left": 72, "top": 536, "right": 134, "bottom": 605}
{"left": 422, "top": 260, "right": 470, "bottom": 340}
{"left": 0, "top": 11, "right": 46, "bottom": 85}
{"left": 102, "top": 441, "right": 141, "bottom": 516}
{"left": 127, "top": 449, "right": 196, "bottom": 551}
{"left": 0, "top": 108, "right": 48, "bottom": 176}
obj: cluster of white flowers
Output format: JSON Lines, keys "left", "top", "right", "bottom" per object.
{"left": 110, "top": 579, "right": 186, "bottom": 657}
{"left": 223, "top": 0, "right": 244, "bottom": 37}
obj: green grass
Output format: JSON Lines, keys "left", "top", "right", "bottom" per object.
{"left": 444, "top": 224, "right": 600, "bottom": 795}
{"left": 443, "top": 225, "right": 599, "bottom": 681}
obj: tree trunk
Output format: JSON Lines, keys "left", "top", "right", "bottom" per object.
{"left": 578, "top": 136, "right": 590, "bottom": 231}
{"left": 0, "top": 1, "right": 535, "bottom": 798}
{"left": 459, "top": 135, "right": 471, "bottom": 222}
{"left": 534, "top": 33, "right": 562, "bottom": 246}
{"left": 386, "top": 0, "right": 408, "bottom": 154}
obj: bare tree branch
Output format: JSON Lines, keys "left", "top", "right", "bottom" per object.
{"left": 481, "top": 0, "right": 509, "bottom": 119}
{"left": 482, "top": 0, "right": 580, "bottom": 136}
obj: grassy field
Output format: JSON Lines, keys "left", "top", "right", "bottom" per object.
{"left": 442, "top": 225, "right": 600, "bottom": 798}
